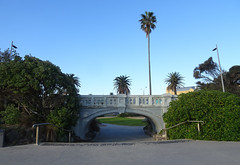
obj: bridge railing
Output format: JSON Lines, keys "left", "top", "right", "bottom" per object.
{"left": 32, "top": 123, "right": 72, "bottom": 145}
{"left": 80, "top": 94, "right": 177, "bottom": 108}
{"left": 154, "top": 120, "right": 204, "bottom": 141}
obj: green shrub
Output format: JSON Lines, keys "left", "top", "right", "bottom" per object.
{"left": 117, "top": 113, "right": 140, "bottom": 117}
{"left": 47, "top": 107, "right": 77, "bottom": 141}
{"left": 163, "top": 90, "right": 240, "bottom": 141}
{"left": 0, "top": 104, "right": 20, "bottom": 125}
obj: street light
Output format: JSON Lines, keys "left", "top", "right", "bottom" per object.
{"left": 212, "top": 44, "right": 225, "bottom": 92}
{"left": 140, "top": 86, "right": 147, "bottom": 95}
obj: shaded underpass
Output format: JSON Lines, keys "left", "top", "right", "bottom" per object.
{"left": 92, "top": 123, "right": 154, "bottom": 142}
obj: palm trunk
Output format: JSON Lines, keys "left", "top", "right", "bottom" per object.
{"left": 174, "top": 87, "right": 177, "bottom": 95}
{"left": 148, "top": 35, "right": 152, "bottom": 95}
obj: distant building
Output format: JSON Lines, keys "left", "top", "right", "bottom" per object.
{"left": 166, "top": 86, "right": 197, "bottom": 95}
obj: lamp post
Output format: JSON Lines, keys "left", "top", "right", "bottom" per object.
{"left": 213, "top": 44, "right": 225, "bottom": 92}
{"left": 140, "top": 86, "right": 147, "bottom": 95}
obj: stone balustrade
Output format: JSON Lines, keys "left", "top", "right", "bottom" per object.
{"left": 80, "top": 94, "right": 176, "bottom": 108}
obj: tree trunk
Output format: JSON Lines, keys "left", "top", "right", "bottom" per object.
{"left": 148, "top": 35, "right": 152, "bottom": 95}
{"left": 174, "top": 87, "right": 177, "bottom": 95}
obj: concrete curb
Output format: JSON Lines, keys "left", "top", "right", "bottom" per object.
{"left": 39, "top": 139, "right": 191, "bottom": 146}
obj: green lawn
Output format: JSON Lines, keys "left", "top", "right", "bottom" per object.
{"left": 97, "top": 117, "right": 146, "bottom": 126}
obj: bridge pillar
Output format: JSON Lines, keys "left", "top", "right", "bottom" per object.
{"left": 74, "top": 118, "right": 89, "bottom": 140}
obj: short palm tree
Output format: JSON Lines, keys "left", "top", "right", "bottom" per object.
{"left": 165, "top": 72, "right": 184, "bottom": 95}
{"left": 67, "top": 74, "right": 80, "bottom": 87}
{"left": 139, "top": 11, "right": 157, "bottom": 95}
{"left": 113, "top": 75, "right": 131, "bottom": 95}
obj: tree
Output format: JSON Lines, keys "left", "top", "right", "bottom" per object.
{"left": 0, "top": 49, "right": 18, "bottom": 62}
{"left": 139, "top": 11, "right": 157, "bottom": 95}
{"left": 113, "top": 75, "right": 131, "bottom": 95}
{"left": 224, "top": 65, "right": 240, "bottom": 96}
{"left": 193, "top": 58, "right": 240, "bottom": 96}
{"left": 193, "top": 57, "right": 221, "bottom": 85}
{"left": 0, "top": 51, "right": 80, "bottom": 139}
{"left": 165, "top": 72, "right": 184, "bottom": 95}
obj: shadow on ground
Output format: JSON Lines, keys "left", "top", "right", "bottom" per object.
{"left": 92, "top": 123, "right": 154, "bottom": 142}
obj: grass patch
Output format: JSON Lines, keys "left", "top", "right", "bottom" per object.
{"left": 97, "top": 117, "right": 146, "bottom": 126}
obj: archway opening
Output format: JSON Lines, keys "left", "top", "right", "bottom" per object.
{"left": 86, "top": 112, "right": 156, "bottom": 142}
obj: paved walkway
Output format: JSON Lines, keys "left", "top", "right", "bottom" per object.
{"left": 1, "top": 124, "right": 240, "bottom": 164}
{"left": 93, "top": 124, "right": 153, "bottom": 142}
{"left": 1, "top": 140, "right": 240, "bottom": 165}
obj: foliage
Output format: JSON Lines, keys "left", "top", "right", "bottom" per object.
{"left": 165, "top": 72, "right": 184, "bottom": 95}
{"left": 0, "top": 49, "right": 80, "bottom": 141}
{"left": 4, "top": 126, "right": 34, "bottom": 146}
{"left": 163, "top": 90, "right": 240, "bottom": 141}
{"left": 47, "top": 107, "right": 74, "bottom": 129}
{"left": 193, "top": 57, "right": 240, "bottom": 96}
{"left": 224, "top": 65, "right": 240, "bottom": 96}
{"left": 89, "top": 119, "right": 100, "bottom": 132}
{"left": 0, "top": 49, "right": 18, "bottom": 62}
{"left": 113, "top": 75, "right": 131, "bottom": 95}
{"left": 47, "top": 107, "right": 75, "bottom": 141}
{"left": 117, "top": 113, "right": 140, "bottom": 117}
{"left": 193, "top": 57, "right": 220, "bottom": 84}
{"left": 139, "top": 11, "right": 157, "bottom": 37}
{"left": 0, "top": 104, "right": 20, "bottom": 125}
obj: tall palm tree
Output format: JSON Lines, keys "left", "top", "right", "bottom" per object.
{"left": 139, "top": 11, "right": 157, "bottom": 95}
{"left": 113, "top": 75, "right": 131, "bottom": 95}
{"left": 165, "top": 72, "right": 184, "bottom": 95}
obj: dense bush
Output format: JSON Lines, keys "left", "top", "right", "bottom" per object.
{"left": 4, "top": 126, "right": 34, "bottom": 146}
{"left": 163, "top": 90, "right": 240, "bottom": 141}
{"left": 0, "top": 104, "right": 20, "bottom": 125}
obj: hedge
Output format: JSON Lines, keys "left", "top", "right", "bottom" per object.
{"left": 163, "top": 90, "right": 240, "bottom": 141}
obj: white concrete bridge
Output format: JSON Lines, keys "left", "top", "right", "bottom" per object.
{"left": 74, "top": 94, "right": 177, "bottom": 140}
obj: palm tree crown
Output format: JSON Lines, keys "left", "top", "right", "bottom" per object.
{"left": 139, "top": 11, "right": 157, "bottom": 37}
{"left": 165, "top": 72, "right": 184, "bottom": 95}
{"left": 113, "top": 75, "right": 131, "bottom": 95}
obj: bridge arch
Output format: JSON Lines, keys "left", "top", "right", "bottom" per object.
{"left": 74, "top": 108, "right": 165, "bottom": 141}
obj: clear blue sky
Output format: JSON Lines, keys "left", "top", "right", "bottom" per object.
{"left": 1, "top": 0, "right": 239, "bottom": 95}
